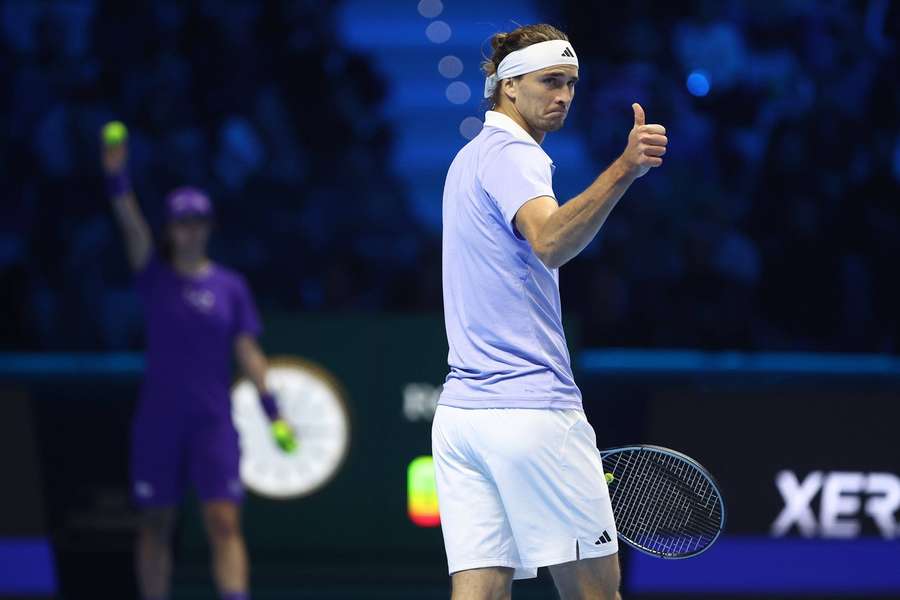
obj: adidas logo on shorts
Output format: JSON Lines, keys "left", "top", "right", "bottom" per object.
{"left": 594, "top": 530, "right": 612, "bottom": 545}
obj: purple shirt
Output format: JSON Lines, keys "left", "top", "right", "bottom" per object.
{"left": 136, "top": 255, "right": 261, "bottom": 420}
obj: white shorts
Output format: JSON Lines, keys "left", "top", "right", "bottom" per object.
{"left": 431, "top": 405, "right": 618, "bottom": 580}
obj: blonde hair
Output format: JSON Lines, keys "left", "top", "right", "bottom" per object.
{"left": 481, "top": 24, "right": 570, "bottom": 108}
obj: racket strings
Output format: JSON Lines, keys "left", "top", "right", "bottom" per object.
{"left": 613, "top": 451, "right": 656, "bottom": 537}
{"left": 605, "top": 448, "right": 723, "bottom": 557}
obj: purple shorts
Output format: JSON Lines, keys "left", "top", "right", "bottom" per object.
{"left": 130, "top": 412, "right": 243, "bottom": 507}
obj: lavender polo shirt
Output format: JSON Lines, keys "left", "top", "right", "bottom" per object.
{"left": 439, "top": 111, "right": 582, "bottom": 410}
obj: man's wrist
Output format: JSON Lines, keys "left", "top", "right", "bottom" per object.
{"left": 259, "top": 390, "right": 280, "bottom": 421}
{"left": 612, "top": 155, "right": 639, "bottom": 184}
{"left": 105, "top": 169, "right": 132, "bottom": 199}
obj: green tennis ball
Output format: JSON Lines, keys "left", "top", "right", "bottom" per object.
{"left": 605, "top": 472, "right": 615, "bottom": 484}
{"left": 102, "top": 121, "right": 128, "bottom": 146}
{"left": 271, "top": 419, "right": 298, "bottom": 453}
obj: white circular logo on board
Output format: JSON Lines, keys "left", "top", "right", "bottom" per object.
{"left": 231, "top": 358, "right": 350, "bottom": 499}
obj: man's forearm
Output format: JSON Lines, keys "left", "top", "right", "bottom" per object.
{"left": 534, "top": 157, "right": 635, "bottom": 268}
{"left": 110, "top": 193, "right": 153, "bottom": 270}
{"left": 239, "top": 345, "right": 269, "bottom": 393}
{"left": 236, "top": 337, "right": 280, "bottom": 419}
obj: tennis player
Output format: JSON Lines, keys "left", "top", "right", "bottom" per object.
{"left": 100, "top": 130, "right": 296, "bottom": 600}
{"left": 433, "top": 24, "right": 667, "bottom": 599}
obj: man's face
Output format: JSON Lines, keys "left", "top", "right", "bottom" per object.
{"left": 504, "top": 64, "right": 578, "bottom": 133}
{"left": 168, "top": 219, "right": 211, "bottom": 257}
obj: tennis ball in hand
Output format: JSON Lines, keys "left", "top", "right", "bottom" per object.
{"left": 271, "top": 419, "right": 298, "bottom": 453}
{"left": 605, "top": 472, "right": 615, "bottom": 484}
{"left": 102, "top": 121, "right": 128, "bottom": 146}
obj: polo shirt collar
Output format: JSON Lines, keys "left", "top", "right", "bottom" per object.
{"left": 483, "top": 111, "right": 554, "bottom": 166}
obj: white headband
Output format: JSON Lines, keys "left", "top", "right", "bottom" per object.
{"left": 483, "top": 39, "right": 579, "bottom": 98}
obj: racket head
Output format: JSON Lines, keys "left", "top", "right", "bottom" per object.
{"left": 602, "top": 444, "right": 726, "bottom": 559}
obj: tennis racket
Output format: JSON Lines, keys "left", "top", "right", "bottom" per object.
{"left": 601, "top": 445, "right": 725, "bottom": 559}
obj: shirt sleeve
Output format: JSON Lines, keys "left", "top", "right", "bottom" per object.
{"left": 232, "top": 275, "right": 263, "bottom": 338}
{"left": 480, "top": 140, "right": 556, "bottom": 239}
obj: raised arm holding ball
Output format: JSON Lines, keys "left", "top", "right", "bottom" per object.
{"left": 100, "top": 122, "right": 296, "bottom": 600}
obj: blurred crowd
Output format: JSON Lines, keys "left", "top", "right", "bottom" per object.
{"left": 553, "top": 0, "right": 899, "bottom": 351}
{"left": 0, "top": 0, "right": 428, "bottom": 351}
{"left": 1, "top": 0, "right": 898, "bottom": 353}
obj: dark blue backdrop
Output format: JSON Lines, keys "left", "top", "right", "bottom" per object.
{"left": 1, "top": 0, "right": 898, "bottom": 354}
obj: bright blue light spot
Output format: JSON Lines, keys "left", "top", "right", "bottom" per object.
{"left": 686, "top": 71, "right": 710, "bottom": 97}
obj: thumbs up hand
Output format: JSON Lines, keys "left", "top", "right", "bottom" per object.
{"left": 621, "top": 103, "right": 667, "bottom": 179}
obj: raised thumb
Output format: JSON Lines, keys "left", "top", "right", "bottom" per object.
{"left": 632, "top": 102, "right": 645, "bottom": 127}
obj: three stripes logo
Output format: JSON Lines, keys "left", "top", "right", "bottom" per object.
{"left": 561, "top": 46, "right": 575, "bottom": 58}
{"left": 594, "top": 530, "right": 612, "bottom": 545}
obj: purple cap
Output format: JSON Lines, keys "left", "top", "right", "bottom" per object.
{"left": 165, "top": 187, "right": 214, "bottom": 222}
